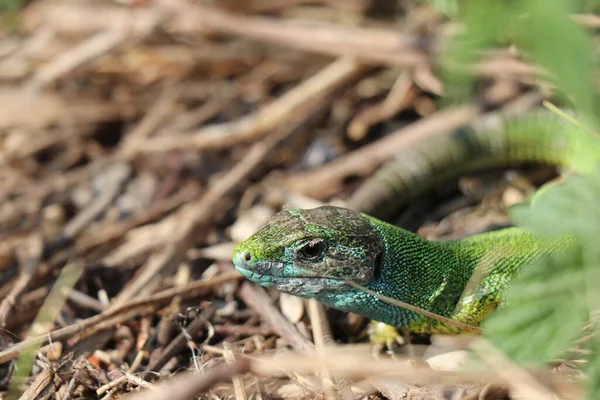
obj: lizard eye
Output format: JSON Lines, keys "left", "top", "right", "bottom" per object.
{"left": 298, "top": 240, "right": 326, "bottom": 261}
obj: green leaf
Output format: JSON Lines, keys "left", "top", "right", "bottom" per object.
{"left": 509, "top": 168, "right": 600, "bottom": 240}
{"left": 441, "top": 0, "right": 599, "bottom": 127}
{"left": 423, "top": 0, "right": 458, "bottom": 17}
{"left": 441, "top": 0, "right": 511, "bottom": 103}
{"left": 585, "top": 329, "right": 600, "bottom": 399}
{"left": 484, "top": 246, "right": 590, "bottom": 366}
{"left": 431, "top": 0, "right": 600, "bottom": 396}
{"left": 514, "top": 0, "right": 598, "bottom": 125}
{"left": 0, "top": 0, "right": 22, "bottom": 12}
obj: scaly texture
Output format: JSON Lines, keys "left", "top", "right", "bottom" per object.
{"left": 232, "top": 110, "right": 600, "bottom": 333}
{"left": 234, "top": 206, "right": 572, "bottom": 333}
{"left": 349, "top": 110, "right": 600, "bottom": 219}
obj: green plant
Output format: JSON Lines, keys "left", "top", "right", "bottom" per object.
{"left": 436, "top": 0, "right": 600, "bottom": 397}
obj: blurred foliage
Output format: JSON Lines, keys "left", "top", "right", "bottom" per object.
{"left": 0, "top": 0, "right": 23, "bottom": 30}
{"left": 443, "top": 0, "right": 597, "bottom": 126}
{"left": 0, "top": 0, "right": 22, "bottom": 12}
{"left": 486, "top": 170, "right": 600, "bottom": 362}
{"left": 421, "top": 0, "right": 458, "bottom": 16}
{"left": 432, "top": 0, "right": 600, "bottom": 397}
{"left": 487, "top": 168, "right": 600, "bottom": 396}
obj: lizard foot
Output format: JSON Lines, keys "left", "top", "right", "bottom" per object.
{"left": 368, "top": 320, "right": 405, "bottom": 355}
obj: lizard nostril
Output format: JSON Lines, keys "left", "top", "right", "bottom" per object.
{"left": 233, "top": 250, "right": 253, "bottom": 269}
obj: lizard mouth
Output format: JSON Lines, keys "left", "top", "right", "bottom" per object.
{"left": 235, "top": 260, "right": 286, "bottom": 277}
{"left": 235, "top": 263, "right": 348, "bottom": 296}
{"left": 235, "top": 260, "right": 347, "bottom": 281}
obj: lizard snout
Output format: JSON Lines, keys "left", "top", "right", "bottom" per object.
{"left": 232, "top": 248, "right": 253, "bottom": 270}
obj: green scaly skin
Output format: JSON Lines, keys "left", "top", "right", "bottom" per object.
{"left": 233, "top": 206, "right": 572, "bottom": 333}
{"left": 232, "top": 110, "right": 600, "bottom": 334}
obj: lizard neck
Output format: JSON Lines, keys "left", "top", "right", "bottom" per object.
{"left": 344, "top": 218, "right": 568, "bottom": 330}
{"left": 320, "top": 216, "right": 472, "bottom": 330}
{"left": 367, "top": 217, "right": 472, "bottom": 328}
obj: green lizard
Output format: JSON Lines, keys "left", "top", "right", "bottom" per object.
{"left": 232, "top": 110, "right": 600, "bottom": 334}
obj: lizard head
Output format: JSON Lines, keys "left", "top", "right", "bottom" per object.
{"left": 232, "top": 206, "right": 383, "bottom": 298}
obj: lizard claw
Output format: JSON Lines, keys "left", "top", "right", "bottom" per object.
{"left": 368, "top": 320, "right": 405, "bottom": 355}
